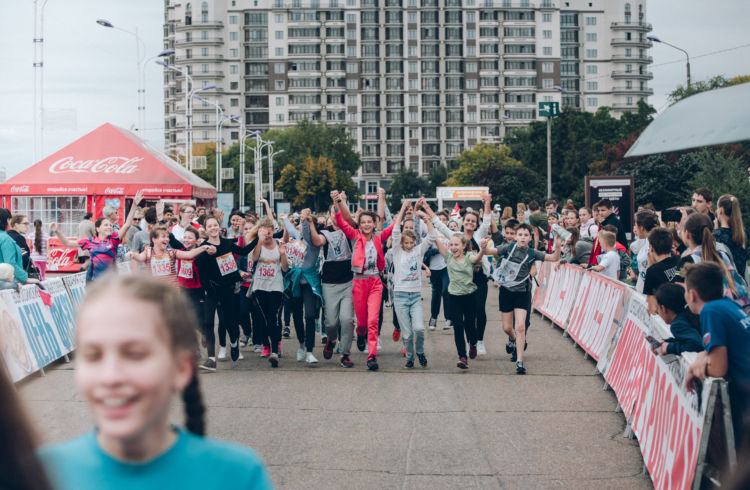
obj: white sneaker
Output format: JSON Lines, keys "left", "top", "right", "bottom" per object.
{"left": 253, "top": 344, "right": 262, "bottom": 353}
{"left": 238, "top": 351, "right": 245, "bottom": 360}
{"left": 443, "top": 320, "right": 452, "bottom": 330}
{"left": 305, "top": 352, "right": 318, "bottom": 364}
{"left": 217, "top": 346, "right": 227, "bottom": 360}
{"left": 297, "top": 346, "right": 305, "bottom": 361}
{"left": 477, "top": 341, "right": 487, "bottom": 356}
{"left": 377, "top": 338, "right": 382, "bottom": 350}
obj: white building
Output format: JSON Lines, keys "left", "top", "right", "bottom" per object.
{"left": 162, "top": 0, "right": 652, "bottom": 203}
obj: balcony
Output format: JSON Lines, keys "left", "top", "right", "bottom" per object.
{"left": 175, "top": 20, "right": 224, "bottom": 31}
{"left": 175, "top": 54, "right": 224, "bottom": 63}
{"left": 611, "top": 37, "right": 653, "bottom": 48}
{"left": 192, "top": 71, "right": 225, "bottom": 78}
{"left": 610, "top": 21, "right": 653, "bottom": 31}
{"left": 612, "top": 70, "right": 653, "bottom": 80}
{"left": 175, "top": 37, "right": 224, "bottom": 46}
{"left": 612, "top": 86, "right": 654, "bottom": 95}
{"left": 611, "top": 54, "right": 653, "bottom": 63}
{"left": 612, "top": 103, "right": 641, "bottom": 111}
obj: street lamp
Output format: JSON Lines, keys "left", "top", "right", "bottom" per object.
{"left": 647, "top": 35, "right": 691, "bottom": 89}
{"left": 33, "top": 0, "right": 50, "bottom": 163}
{"left": 544, "top": 86, "right": 565, "bottom": 199}
{"left": 253, "top": 136, "right": 274, "bottom": 215}
{"left": 268, "top": 148, "right": 284, "bottom": 213}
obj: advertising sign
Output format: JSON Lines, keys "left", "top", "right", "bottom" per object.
{"left": 585, "top": 176, "right": 635, "bottom": 241}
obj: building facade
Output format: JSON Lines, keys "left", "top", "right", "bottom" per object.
{"left": 162, "top": 0, "right": 652, "bottom": 204}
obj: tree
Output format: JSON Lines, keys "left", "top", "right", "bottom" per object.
{"left": 613, "top": 153, "right": 698, "bottom": 211}
{"left": 668, "top": 75, "right": 731, "bottom": 105}
{"left": 444, "top": 143, "right": 521, "bottom": 186}
{"left": 277, "top": 156, "right": 340, "bottom": 210}
{"left": 427, "top": 164, "right": 448, "bottom": 191}
{"left": 387, "top": 168, "right": 431, "bottom": 210}
{"left": 475, "top": 165, "right": 546, "bottom": 209}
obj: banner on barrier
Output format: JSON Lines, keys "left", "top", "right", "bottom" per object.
{"left": 62, "top": 272, "right": 86, "bottom": 307}
{"left": 0, "top": 291, "right": 40, "bottom": 382}
{"left": 533, "top": 262, "right": 584, "bottom": 327}
{"left": 44, "top": 278, "right": 77, "bottom": 357}
{"left": 565, "top": 272, "right": 627, "bottom": 360}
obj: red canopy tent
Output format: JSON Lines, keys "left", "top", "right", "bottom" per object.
{"left": 0, "top": 123, "right": 217, "bottom": 271}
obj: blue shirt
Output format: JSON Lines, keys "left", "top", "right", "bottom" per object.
{"left": 700, "top": 297, "right": 750, "bottom": 387}
{"left": 39, "top": 428, "right": 274, "bottom": 490}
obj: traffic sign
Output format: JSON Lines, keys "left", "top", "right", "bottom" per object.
{"left": 539, "top": 101, "right": 560, "bottom": 117}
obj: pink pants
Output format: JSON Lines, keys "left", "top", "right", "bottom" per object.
{"left": 352, "top": 275, "right": 383, "bottom": 359}
{"left": 33, "top": 261, "right": 47, "bottom": 281}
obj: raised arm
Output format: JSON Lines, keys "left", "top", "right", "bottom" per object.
{"left": 543, "top": 236, "right": 562, "bottom": 262}
{"left": 306, "top": 214, "right": 327, "bottom": 248}
{"left": 435, "top": 233, "right": 448, "bottom": 257}
{"left": 49, "top": 222, "right": 78, "bottom": 248}
{"left": 470, "top": 238, "right": 488, "bottom": 264}
{"left": 476, "top": 194, "right": 492, "bottom": 240}
{"left": 118, "top": 190, "right": 145, "bottom": 238}
{"left": 377, "top": 187, "right": 386, "bottom": 226}
{"left": 282, "top": 215, "right": 301, "bottom": 240}
{"left": 336, "top": 190, "right": 357, "bottom": 229}
{"left": 126, "top": 248, "right": 148, "bottom": 263}
{"left": 416, "top": 211, "right": 437, "bottom": 254}
{"left": 258, "top": 197, "right": 274, "bottom": 219}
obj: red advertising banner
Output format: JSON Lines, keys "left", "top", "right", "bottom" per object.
{"left": 565, "top": 271, "right": 627, "bottom": 360}
{"left": 533, "top": 262, "right": 584, "bottom": 327}
{"left": 46, "top": 238, "right": 81, "bottom": 273}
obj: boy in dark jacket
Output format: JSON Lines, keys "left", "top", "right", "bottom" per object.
{"left": 653, "top": 283, "right": 703, "bottom": 356}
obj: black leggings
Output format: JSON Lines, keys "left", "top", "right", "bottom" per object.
{"left": 184, "top": 287, "right": 206, "bottom": 337}
{"left": 251, "top": 290, "right": 284, "bottom": 354}
{"left": 473, "top": 273, "right": 489, "bottom": 341}
{"left": 290, "top": 283, "right": 320, "bottom": 352}
{"left": 203, "top": 282, "right": 240, "bottom": 358}
{"left": 448, "top": 291, "right": 477, "bottom": 358}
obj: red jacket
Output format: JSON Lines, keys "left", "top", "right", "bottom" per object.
{"left": 335, "top": 212, "right": 385, "bottom": 274}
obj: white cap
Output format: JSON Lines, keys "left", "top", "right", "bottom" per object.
{"left": 0, "top": 263, "right": 14, "bottom": 282}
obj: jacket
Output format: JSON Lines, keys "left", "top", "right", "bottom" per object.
{"left": 335, "top": 211, "right": 385, "bottom": 274}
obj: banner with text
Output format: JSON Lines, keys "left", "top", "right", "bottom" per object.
{"left": 533, "top": 262, "right": 584, "bottom": 327}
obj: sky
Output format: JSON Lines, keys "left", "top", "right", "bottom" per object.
{"left": 1, "top": 0, "right": 749, "bottom": 180}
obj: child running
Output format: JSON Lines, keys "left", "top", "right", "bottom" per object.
{"left": 38, "top": 274, "right": 273, "bottom": 489}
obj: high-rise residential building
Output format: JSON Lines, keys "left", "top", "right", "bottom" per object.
{"left": 162, "top": 0, "right": 652, "bottom": 205}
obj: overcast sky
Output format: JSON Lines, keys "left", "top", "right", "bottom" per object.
{"left": 1, "top": 0, "right": 748, "bottom": 180}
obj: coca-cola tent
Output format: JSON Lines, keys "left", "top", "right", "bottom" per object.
{"left": 0, "top": 123, "right": 216, "bottom": 272}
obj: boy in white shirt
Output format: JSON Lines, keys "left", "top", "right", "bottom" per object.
{"left": 590, "top": 230, "right": 620, "bottom": 281}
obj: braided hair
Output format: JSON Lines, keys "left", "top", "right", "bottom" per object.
{"left": 80, "top": 274, "right": 206, "bottom": 435}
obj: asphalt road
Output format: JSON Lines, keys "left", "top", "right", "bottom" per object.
{"left": 19, "top": 282, "right": 652, "bottom": 489}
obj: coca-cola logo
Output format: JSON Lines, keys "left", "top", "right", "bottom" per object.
{"left": 48, "top": 247, "right": 76, "bottom": 267}
{"left": 104, "top": 187, "right": 125, "bottom": 195}
{"left": 49, "top": 156, "right": 142, "bottom": 175}
{"left": 10, "top": 185, "right": 30, "bottom": 193}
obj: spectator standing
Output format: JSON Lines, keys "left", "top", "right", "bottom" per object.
{"left": 714, "top": 194, "right": 747, "bottom": 278}
{"left": 0, "top": 209, "right": 38, "bottom": 285}
{"left": 29, "top": 219, "right": 50, "bottom": 281}
{"left": 578, "top": 207, "right": 597, "bottom": 239}
{"left": 7, "top": 214, "right": 32, "bottom": 272}
{"left": 652, "top": 283, "right": 703, "bottom": 356}
{"left": 692, "top": 187, "right": 716, "bottom": 224}
{"left": 643, "top": 227, "right": 681, "bottom": 314}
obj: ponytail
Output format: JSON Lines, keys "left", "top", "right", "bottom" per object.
{"left": 717, "top": 194, "right": 745, "bottom": 249}
{"left": 182, "top": 371, "right": 206, "bottom": 436}
{"left": 685, "top": 212, "right": 738, "bottom": 295}
{"left": 34, "top": 220, "right": 43, "bottom": 254}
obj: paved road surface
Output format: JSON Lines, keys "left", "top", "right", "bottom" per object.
{"left": 19, "top": 283, "right": 652, "bottom": 489}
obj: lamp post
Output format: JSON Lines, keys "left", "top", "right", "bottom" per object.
{"left": 238, "top": 124, "right": 260, "bottom": 211}
{"left": 268, "top": 148, "right": 284, "bottom": 214}
{"left": 647, "top": 35, "right": 691, "bottom": 89}
{"left": 33, "top": 0, "right": 50, "bottom": 163}
{"left": 96, "top": 19, "right": 147, "bottom": 132}
{"left": 192, "top": 94, "right": 231, "bottom": 191}
{"left": 253, "top": 135, "right": 274, "bottom": 216}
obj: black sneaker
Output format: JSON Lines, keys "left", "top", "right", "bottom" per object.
{"left": 356, "top": 334, "right": 366, "bottom": 352}
{"left": 366, "top": 357, "right": 379, "bottom": 371}
{"left": 405, "top": 359, "right": 414, "bottom": 368}
{"left": 199, "top": 358, "right": 216, "bottom": 372}
{"left": 230, "top": 343, "right": 240, "bottom": 362}
{"left": 323, "top": 339, "right": 336, "bottom": 360}
{"left": 516, "top": 361, "right": 526, "bottom": 375}
{"left": 457, "top": 357, "right": 468, "bottom": 369}
{"left": 505, "top": 337, "right": 516, "bottom": 354}
{"left": 340, "top": 355, "right": 354, "bottom": 368}
{"left": 417, "top": 353, "right": 427, "bottom": 367}
{"left": 282, "top": 326, "right": 291, "bottom": 338}
{"left": 510, "top": 347, "right": 518, "bottom": 363}
{"left": 269, "top": 353, "right": 279, "bottom": 368}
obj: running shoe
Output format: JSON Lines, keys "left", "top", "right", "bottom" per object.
{"left": 305, "top": 352, "right": 318, "bottom": 365}
{"left": 321, "top": 332, "right": 328, "bottom": 344}
{"left": 199, "top": 358, "right": 216, "bottom": 372}
{"left": 217, "top": 346, "right": 227, "bottom": 361}
{"left": 443, "top": 320, "right": 452, "bottom": 330}
{"left": 297, "top": 346, "right": 305, "bottom": 362}
{"left": 261, "top": 345, "right": 271, "bottom": 357}
{"left": 253, "top": 345, "right": 262, "bottom": 353}
{"left": 402, "top": 348, "right": 406, "bottom": 357}
{"left": 516, "top": 361, "right": 526, "bottom": 375}
{"left": 405, "top": 359, "right": 414, "bottom": 369}
{"left": 269, "top": 353, "right": 279, "bottom": 368}
{"left": 417, "top": 353, "right": 428, "bottom": 367}
{"left": 282, "top": 326, "right": 291, "bottom": 338}
{"left": 340, "top": 355, "right": 354, "bottom": 368}
{"left": 457, "top": 357, "right": 468, "bottom": 369}
{"left": 230, "top": 343, "right": 240, "bottom": 362}
{"left": 505, "top": 337, "right": 516, "bottom": 354}
{"left": 477, "top": 341, "right": 487, "bottom": 356}
{"left": 323, "top": 339, "right": 336, "bottom": 360}
{"left": 366, "top": 356, "right": 379, "bottom": 371}
{"left": 239, "top": 334, "right": 248, "bottom": 346}
{"left": 393, "top": 328, "right": 401, "bottom": 342}
{"left": 469, "top": 344, "right": 477, "bottom": 359}
{"left": 356, "top": 334, "right": 366, "bottom": 352}
{"left": 511, "top": 345, "right": 518, "bottom": 362}
{"left": 428, "top": 318, "right": 437, "bottom": 330}
{"left": 237, "top": 350, "right": 244, "bottom": 361}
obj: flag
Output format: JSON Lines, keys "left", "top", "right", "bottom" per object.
{"left": 449, "top": 203, "right": 460, "bottom": 221}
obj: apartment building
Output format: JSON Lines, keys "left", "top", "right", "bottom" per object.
{"left": 162, "top": 0, "right": 652, "bottom": 204}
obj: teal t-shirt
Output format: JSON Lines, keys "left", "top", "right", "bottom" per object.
{"left": 39, "top": 428, "right": 274, "bottom": 490}
{"left": 446, "top": 252, "right": 478, "bottom": 296}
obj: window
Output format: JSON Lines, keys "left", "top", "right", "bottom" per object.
{"left": 274, "top": 63, "right": 285, "bottom": 73}
{"left": 543, "top": 46, "right": 553, "bottom": 56}
{"left": 229, "top": 15, "right": 238, "bottom": 24}
{"left": 275, "top": 80, "right": 285, "bottom": 90}
{"left": 275, "top": 30, "right": 283, "bottom": 39}
{"left": 585, "top": 33, "right": 597, "bottom": 42}
{"left": 229, "top": 48, "right": 238, "bottom": 57}
{"left": 276, "top": 113, "right": 285, "bottom": 122}
{"left": 543, "top": 30, "right": 552, "bottom": 39}
{"left": 542, "top": 12, "right": 552, "bottom": 22}
{"left": 466, "top": 62, "right": 477, "bottom": 72}
{"left": 586, "top": 65, "right": 598, "bottom": 74}
{"left": 347, "top": 79, "right": 358, "bottom": 89}
{"left": 12, "top": 196, "right": 86, "bottom": 237}
{"left": 585, "top": 49, "right": 598, "bottom": 58}
{"left": 586, "top": 81, "right": 598, "bottom": 90}
{"left": 230, "top": 65, "right": 239, "bottom": 74}
{"left": 275, "top": 47, "right": 284, "bottom": 56}
{"left": 230, "top": 81, "right": 238, "bottom": 90}
{"left": 466, "top": 79, "right": 477, "bottom": 89}
{"left": 626, "top": 96, "right": 634, "bottom": 105}
{"left": 542, "top": 78, "right": 553, "bottom": 88}
{"left": 201, "top": 47, "right": 208, "bottom": 56}
{"left": 346, "top": 13, "right": 356, "bottom": 22}
{"left": 542, "top": 62, "right": 554, "bottom": 73}
{"left": 625, "top": 48, "right": 632, "bottom": 57}
{"left": 585, "top": 16, "right": 596, "bottom": 25}
{"left": 274, "top": 13, "right": 284, "bottom": 22}
{"left": 276, "top": 97, "right": 284, "bottom": 105}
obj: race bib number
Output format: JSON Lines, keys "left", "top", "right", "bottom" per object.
{"left": 178, "top": 260, "right": 194, "bottom": 279}
{"left": 216, "top": 252, "right": 238, "bottom": 276}
{"left": 257, "top": 260, "right": 277, "bottom": 279}
{"left": 150, "top": 255, "right": 173, "bottom": 277}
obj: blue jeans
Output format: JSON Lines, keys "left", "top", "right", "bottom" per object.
{"left": 393, "top": 291, "right": 424, "bottom": 361}
{"left": 429, "top": 267, "right": 450, "bottom": 320}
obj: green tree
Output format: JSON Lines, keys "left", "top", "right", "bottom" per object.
{"left": 668, "top": 75, "right": 731, "bottom": 105}
{"left": 427, "top": 164, "right": 448, "bottom": 191}
{"left": 278, "top": 156, "right": 340, "bottom": 210}
{"left": 613, "top": 153, "right": 699, "bottom": 211}
{"left": 444, "top": 143, "right": 521, "bottom": 185}
{"left": 475, "top": 164, "right": 546, "bottom": 209}
{"left": 387, "top": 167, "right": 431, "bottom": 210}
